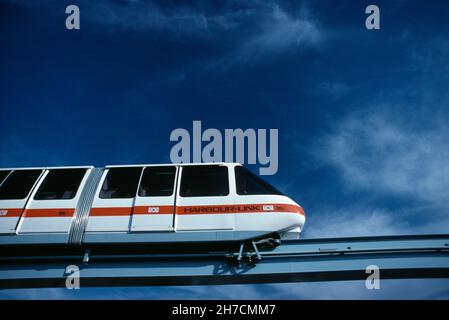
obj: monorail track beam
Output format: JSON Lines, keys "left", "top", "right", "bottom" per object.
{"left": 1, "top": 234, "right": 449, "bottom": 289}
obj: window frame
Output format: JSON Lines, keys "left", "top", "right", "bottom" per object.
{"left": 99, "top": 167, "right": 143, "bottom": 199}
{"left": 33, "top": 168, "right": 88, "bottom": 201}
{"left": 0, "top": 169, "right": 44, "bottom": 200}
{"left": 179, "top": 165, "right": 230, "bottom": 198}
{"left": 138, "top": 166, "right": 177, "bottom": 198}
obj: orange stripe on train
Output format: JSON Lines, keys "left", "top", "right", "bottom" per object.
{"left": 0, "top": 208, "right": 23, "bottom": 217}
{"left": 22, "top": 208, "right": 75, "bottom": 218}
{"left": 0, "top": 204, "right": 304, "bottom": 218}
{"left": 176, "top": 204, "right": 304, "bottom": 215}
{"left": 90, "top": 206, "right": 175, "bottom": 216}
{"left": 89, "top": 204, "right": 304, "bottom": 216}
{"left": 89, "top": 207, "right": 134, "bottom": 216}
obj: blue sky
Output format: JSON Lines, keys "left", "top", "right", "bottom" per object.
{"left": 1, "top": 0, "right": 449, "bottom": 299}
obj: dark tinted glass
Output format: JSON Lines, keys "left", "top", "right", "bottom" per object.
{"left": 180, "top": 165, "right": 229, "bottom": 197}
{"left": 0, "top": 170, "right": 11, "bottom": 185}
{"left": 235, "top": 166, "right": 283, "bottom": 195}
{"left": 0, "top": 170, "right": 42, "bottom": 200}
{"left": 99, "top": 167, "right": 142, "bottom": 199}
{"left": 34, "top": 169, "right": 87, "bottom": 200}
{"left": 139, "top": 166, "right": 176, "bottom": 197}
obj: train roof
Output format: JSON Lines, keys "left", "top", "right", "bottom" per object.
{"left": 0, "top": 163, "right": 242, "bottom": 170}
{"left": 0, "top": 165, "right": 93, "bottom": 171}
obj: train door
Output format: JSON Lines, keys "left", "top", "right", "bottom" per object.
{"left": 17, "top": 167, "right": 91, "bottom": 233}
{"left": 85, "top": 166, "right": 142, "bottom": 232}
{"left": 175, "top": 164, "right": 235, "bottom": 231}
{"left": 0, "top": 169, "right": 44, "bottom": 234}
{"left": 130, "top": 165, "right": 178, "bottom": 232}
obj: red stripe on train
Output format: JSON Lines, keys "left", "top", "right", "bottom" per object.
{"left": 90, "top": 206, "right": 174, "bottom": 216}
{"left": 0, "top": 208, "right": 23, "bottom": 217}
{"left": 90, "top": 204, "right": 304, "bottom": 216}
{"left": 176, "top": 204, "right": 304, "bottom": 215}
{"left": 0, "top": 204, "right": 305, "bottom": 218}
{"left": 89, "top": 207, "right": 133, "bottom": 216}
{"left": 22, "top": 208, "right": 75, "bottom": 218}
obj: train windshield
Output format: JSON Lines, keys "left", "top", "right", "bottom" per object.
{"left": 235, "top": 166, "right": 284, "bottom": 196}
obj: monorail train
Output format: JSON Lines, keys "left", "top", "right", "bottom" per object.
{"left": 0, "top": 163, "right": 305, "bottom": 248}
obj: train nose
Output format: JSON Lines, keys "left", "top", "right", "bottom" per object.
{"left": 280, "top": 200, "right": 306, "bottom": 240}
{"left": 292, "top": 202, "right": 306, "bottom": 231}
{"left": 297, "top": 205, "right": 306, "bottom": 217}
{"left": 298, "top": 206, "right": 306, "bottom": 228}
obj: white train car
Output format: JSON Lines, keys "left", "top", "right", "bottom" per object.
{"left": 0, "top": 163, "right": 305, "bottom": 248}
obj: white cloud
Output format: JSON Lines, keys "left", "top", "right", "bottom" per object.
{"left": 319, "top": 110, "right": 449, "bottom": 204}
{"left": 303, "top": 204, "right": 449, "bottom": 239}
{"left": 265, "top": 279, "right": 449, "bottom": 299}
{"left": 2, "top": 279, "right": 449, "bottom": 300}
{"left": 0, "top": 288, "right": 68, "bottom": 299}
{"left": 307, "top": 106, "right": 449, "bottom": 239}
{"left": 82, "top": 1, "right": 322, "bottom": 63}
{"left": 304, "top": 208, "right": 411, "bottom": 238}
{"left": 84, "top": 1, "right": 212, "bottom": 36}
{"left": 233, "top": 4, "right": 322, "bottom": 62}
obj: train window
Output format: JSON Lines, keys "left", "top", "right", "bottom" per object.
{"left": 0, "top": 170, "right": 42, "bottom": 200}
{"left": 34, "top": 169, "right": 87, "bottom": 200}
{"left": 139, "top": 166, "right": 176, "bottom": 197}
{"left": 0, "top": 170, "right": 11, "bottom": 185}
{"left": 180, "top": 165, "right": 229, "bottom": 197}
{"left": 99, "top": 167, "right": 142, "bottom": 199}
{"left": 235, "top": 166, "right": 283, "bottom": 196}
